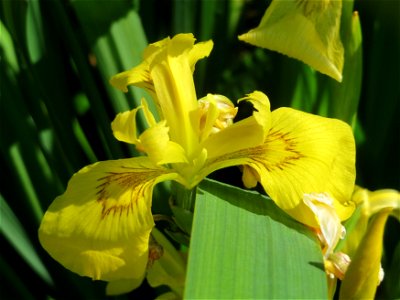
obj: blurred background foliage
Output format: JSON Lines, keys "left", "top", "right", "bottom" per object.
{"left": 0, "top": 0, "right": 398, "bottom": 299}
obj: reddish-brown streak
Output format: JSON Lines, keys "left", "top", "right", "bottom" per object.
{"left": 95, "top": 169, "right": 160, "bottom": 219}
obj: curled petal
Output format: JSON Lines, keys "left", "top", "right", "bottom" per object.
{"left": 354, "top": 187, "right": 400, "bottom": 220}
{"left": 109, "top": 38, "right": 171, "bottom": 95}
{"left": 342, "top": 187, "right": 399, "bottom": 257}
{"left": 238, "top": 91, "right": 271, "bottom": 139}
{"left": 38, "top": 158, "right": 179, "bottom": 281}
{"left": 303, "top": 193, "right": 345, "bottom": 258}
{"left": 111, "top": 107, "right": 141, "bottom": 145}
{"left": 239, "top": 0, "right": 344, "bottom": 81}
{"left": 109, "top": 61, "right": 155, "bottom": 96}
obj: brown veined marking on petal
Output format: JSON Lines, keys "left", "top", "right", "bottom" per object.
{"left": 95, "top": 167, "right": 162, "bottom": 219}
{"left": 263, "top": 129, "right": 305, "bottom": 170}
{"left": 206, "top": 129, "right": 305, "bottom": 172}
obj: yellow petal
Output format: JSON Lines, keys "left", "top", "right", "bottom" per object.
{"left": 339, "top": 208, "right": 392, "bottom": 299}
{"left": 109, "top": 61, "right": 155, "bottom": 96}
{"left": 106, "top": 277, "right": 144, "bottom": 296}
{"left": 238, "top": 91, "right": 272, "bottom": 139}
{"left": 188, "top": 38, "right": 214, "bottom": 73}
{"left": 360, "top": 188, "right": 400, "bottom": 220}
{"left": 203, "top": 91, "right": 271, "bottom": 161}
{"left": 150, "top": 34, "right": 212, "bottom": 156}
{"left": 109, "top": 37, "right": 171, "bottom": 95}
{"left": 110, "top": 34, "right": 213, "bottom": 157}
{"left": 239, "top": 0, "right": 344, "bottom": 81}
{"left": 138, "top": 120, "right": 188, "bottom": 165}
{"left": 111, "top": 107, "right": 141, "bottom": 145}
{"left": 147, "top": 228, "right": 186, "bottom": 297}
{"left": 217, "top": 108, "right": 355, "bottom": 227}
{"left": 341, "top": 187, "right": 399, "bottom": 257}
{"left": 38, "top": 158, "right": 179, "bottom": 281}
{"left": 112, "top": 99, "right": 188, "bottom": 165}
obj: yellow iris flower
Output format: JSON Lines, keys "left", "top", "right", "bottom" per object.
{"left": 38, "top": 33, "right": 355, "bottom": 283}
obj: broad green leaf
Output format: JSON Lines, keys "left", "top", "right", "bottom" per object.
{"left": 185, "top": 179, "right": 327, "bottom": 299}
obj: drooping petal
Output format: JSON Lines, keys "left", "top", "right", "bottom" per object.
{"left": 238, "top": 0, "right": 344, "bottom": 81}
{"left": 253, "top": 108, "right": 355, "bottom": 226}
{"left": 150, "top": 34, "right": 212, "bottom": 156}
{"left": 207, "top": 107, "right": 355, "bottom": 227}
{"left": 38, "top": 158, "right": 179, "bottom": 281}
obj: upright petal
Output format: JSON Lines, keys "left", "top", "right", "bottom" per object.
{"left": 239, "top": 0, "right": 344, "bottom": 81}
{"left": 149, "top": 34, "right": 212, "bottom": 156}
{"left": 38, "top": 158, "right": 179, "bottom": 281}
{"left": 340, "top": 208, "right": 392, "bottom": 299}
{"left": 110, "top": 34, "right": 213, "bottom": 148}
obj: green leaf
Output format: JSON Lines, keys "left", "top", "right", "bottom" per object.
{"left": 185, "top": 179, "right": 327, "bottom": 299}
{"left": 0, "top": 194, "right": 53, "bottom": 286}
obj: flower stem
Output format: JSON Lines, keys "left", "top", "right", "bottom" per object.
{"left": 172, "top": 181, "right": 197, "bottom": 212}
